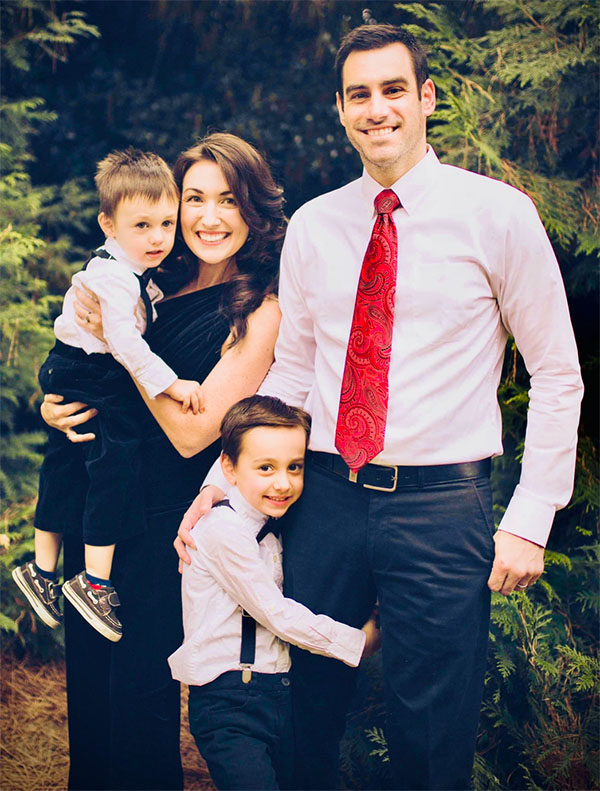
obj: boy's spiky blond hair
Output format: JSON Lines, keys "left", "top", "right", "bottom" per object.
{"left": 95, "top": 148, "right": 179, "bottom": 216}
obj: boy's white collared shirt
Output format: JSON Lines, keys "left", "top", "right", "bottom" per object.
{"left": 54, "top": 237, "right": 176, "bottom": 398}
{"left": 168, "top": 486, "right": 365, "bottom": 687}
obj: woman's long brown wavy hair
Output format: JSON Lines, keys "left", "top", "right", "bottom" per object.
{"left": 156, "top": 133, "right": 287, "bottom": 346}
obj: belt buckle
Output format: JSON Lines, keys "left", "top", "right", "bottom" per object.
{"left": 348, "top": 465, "right": 399, "bottom": 492}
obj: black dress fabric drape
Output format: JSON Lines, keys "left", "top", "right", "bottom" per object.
{"left": 63, "top": 284, "right": 230, "bottom": 791}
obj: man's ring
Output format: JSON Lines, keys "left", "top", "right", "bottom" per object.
{"left": 85, "top": 311, "right": 91, "bottom": 324}
{"left": 516, "top": 583, "right": 527, "bottom": 589}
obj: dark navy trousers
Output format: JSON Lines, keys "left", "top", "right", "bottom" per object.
{"left": 282, "top": 454, "right": 495, "bottom": 791}
{"left": 35, "top": 341, "right": 145, "bottom": 545}
{"left": 188, "top": 671, "right": 294, "bottom": 790}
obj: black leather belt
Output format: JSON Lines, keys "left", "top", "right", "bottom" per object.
{"left": 310, "top": 451, "right": 491, "bottom": 493}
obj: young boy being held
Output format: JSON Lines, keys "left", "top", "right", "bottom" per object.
{"left": 13, "top": 149, "right": 202, "bottom": 642}
{"left": 169, "top": 395, "right": 379, "bottom": 791}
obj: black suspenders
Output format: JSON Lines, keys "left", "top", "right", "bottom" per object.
{"left": 212, "top": 500, "right": 279, "bottom": 684}
{"left": 82, "top": 248, "right": 154, "bottom": 338}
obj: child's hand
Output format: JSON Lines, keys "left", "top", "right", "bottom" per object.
{"left": 164, "top": 379, "right": 204, "bottom": 414}
{"left": 360, "top": 617, "right": 381, "bottom": 659}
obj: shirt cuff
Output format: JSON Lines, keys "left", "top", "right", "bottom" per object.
{"left": 138, "top": 364, "right": 178, "bottom": 400}
{"left": 497, "top": 485, "right": 557, "bottom": 547}
{"left": 329, "top": 622, "right": 366, "bottom": 667}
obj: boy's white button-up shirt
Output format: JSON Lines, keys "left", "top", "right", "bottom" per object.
{"left": 54, "top": 237, "right": 177, "bottom": 399}
{"left": 168, "top": 486, "right": 366, "bottom": 687}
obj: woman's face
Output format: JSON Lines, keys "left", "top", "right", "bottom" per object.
{"left": 179, "top": 159, "right": 249, "bottom": 273}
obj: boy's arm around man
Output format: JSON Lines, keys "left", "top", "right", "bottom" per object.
{"left": 170, "top": 503, "right": 366, "bottom": 687}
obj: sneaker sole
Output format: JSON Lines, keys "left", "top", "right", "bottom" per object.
{"left": 12, "top": 567, "right": 61, "bottom": 629}
{"left": 62, "top": 579, "right": 122, "bottom": 642}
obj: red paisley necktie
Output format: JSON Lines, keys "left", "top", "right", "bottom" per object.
{"left": 334, "top": 188, "right": 400, "bottom": 472}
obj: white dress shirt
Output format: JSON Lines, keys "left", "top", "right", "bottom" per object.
{"left": 54, "top": 238, "right": 177, "bottom": 399}
{"left": 168, "top": 486, "right": 366, "bottom": 687}
{"left": 260, "top": 148, "right": 583, "bottom": 547}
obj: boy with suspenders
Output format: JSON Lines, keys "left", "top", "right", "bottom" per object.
{"left": 169, "top": 396, "right": 378, "bottom": 790}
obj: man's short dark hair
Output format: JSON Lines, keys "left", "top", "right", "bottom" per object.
{"left": 335, "top": 24, "right": 429, "bottom": 103}
{"left": 220, "top": 396, "right": 312, "bottom": 465}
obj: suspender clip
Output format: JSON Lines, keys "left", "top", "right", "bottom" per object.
{"left": 241, "top": 666, "right": 252, "bottom": 684}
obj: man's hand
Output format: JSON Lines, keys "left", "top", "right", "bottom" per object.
{"left": 174, "top": 485, "right": 225, "bottom": 572}
{"left": 487, "top": 530, "right": 545, "bottom": 596}
{"left": 360, "top": 617, "right": 382, "bottom": 659}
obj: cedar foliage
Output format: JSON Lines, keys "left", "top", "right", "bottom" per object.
{"left": 0, "top": 1, "right": 597, "bottom": 787}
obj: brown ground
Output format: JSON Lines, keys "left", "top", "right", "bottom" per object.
{"left": 1, "top": 652, "right": 215, "bottom": 791}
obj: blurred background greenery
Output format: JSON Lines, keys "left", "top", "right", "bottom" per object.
{"left": 1, "top": 1, "right": 597, "bottom": 788}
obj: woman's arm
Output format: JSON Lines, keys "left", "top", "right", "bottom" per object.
{"left": 135, "top": 297, "right": 281, "bottom": 457}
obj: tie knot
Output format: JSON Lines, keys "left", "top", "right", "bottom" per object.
{"left": 374, "top": 189, "right": 400, "bottom": 215}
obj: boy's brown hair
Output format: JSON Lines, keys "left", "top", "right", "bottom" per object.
{"left": 220, "top": 396, "right": 311, "bottom": 465}
{"left": 95, "top": 148, "right": 179, "bottom": 217}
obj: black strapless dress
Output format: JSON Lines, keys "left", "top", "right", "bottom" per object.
{"left": 63, "top": 284, "right": 230, "bottom": 791}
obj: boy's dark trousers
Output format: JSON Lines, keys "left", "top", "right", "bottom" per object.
{"left": 188, "top": 671, "right": 294, "bottom": 790}
{"left": 35, "top": 341, "right": 146, "bottom": 544}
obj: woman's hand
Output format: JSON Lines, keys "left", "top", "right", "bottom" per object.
{"left": 41, "top": 393, "right": 98, "bottom": 443}
{"left": 73, "top": 286, "right": 105, "bottom": 342}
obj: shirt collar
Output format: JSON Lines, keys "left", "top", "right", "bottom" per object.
{"left": 228, "top": 487, "right": 269, "bottom": 534}
{"left": 103, "top": 237, "right": 148, "bottom": 277}
{"left": 360, "top": 145, "right": 440, "bottom": 217}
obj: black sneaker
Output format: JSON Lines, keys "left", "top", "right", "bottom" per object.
{"left": 63, "top": 571, "right": 122, "bottom": 642}
{"left": 12, "top": 562, "right": 62, "bottom": 628}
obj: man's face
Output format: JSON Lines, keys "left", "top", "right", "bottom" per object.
{"left": 336, "top": 43, "right": 436, "bottom": 186}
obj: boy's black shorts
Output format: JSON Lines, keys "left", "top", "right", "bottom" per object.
{"left": 35, "top": 341, "right": 146, "bottom": 545}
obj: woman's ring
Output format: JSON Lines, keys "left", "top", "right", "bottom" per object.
{"left": 85, "top": 311, "right": 91, "bottom": 324}
{"left": 516, "top": 582, "right": 527, "bottom": 589}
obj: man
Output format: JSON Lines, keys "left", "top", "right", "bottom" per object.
{"left": 178, "top": 24, "right": 583, "bottom": 790}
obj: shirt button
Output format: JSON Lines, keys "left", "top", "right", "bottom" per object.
{"left": 281, "top": 677, "right": 290, "bottom": 687}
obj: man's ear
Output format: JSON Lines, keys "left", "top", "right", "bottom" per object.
{"left": 220, "top": 452, "right": 236, "bottom": 487}
{"left": 420, "top": 78, "right": 436, "bottom": 118}
{"left": 336, "top": 92, "right": 346, "bottom": 127}
{"left": 98, "top": 212, "right": 114, "bottom": 238}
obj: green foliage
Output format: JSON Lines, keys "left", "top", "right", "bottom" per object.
{"left": 478, "top": 548, "right": 599, "bottom": 789}
{"left": 1, "top": 1, "right": 99, "bottom": 73}
{"left": 0, "top": 2, "right": 597, "bottom": 784}
{"left": 1, "top": 1, "right": 98, "bottom": 655}
{"left": 399, "top": 0, "right": 599, "bottom": 261}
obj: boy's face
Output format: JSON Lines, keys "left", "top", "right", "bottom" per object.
{"left": 98, "top": 193, "right": 178, "bottom": 269}
{"left": 221, "top": 426, "right": 306, "bottom": 518}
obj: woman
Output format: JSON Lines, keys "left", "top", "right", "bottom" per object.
{"left": 41, "top": 133, "right": 284, "bottom": 791}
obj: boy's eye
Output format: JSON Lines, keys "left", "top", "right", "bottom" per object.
{"left": 288, "top": 463, "right": 304, "bottom": 473}
{"left": 259, "top": 464, "right": 272, "bottom": 472}
{"left": 162, "top": 220, "right": 174, "bottom": 228}
{"left": 136, "top": 222, "right": 148, "bottom": 229}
